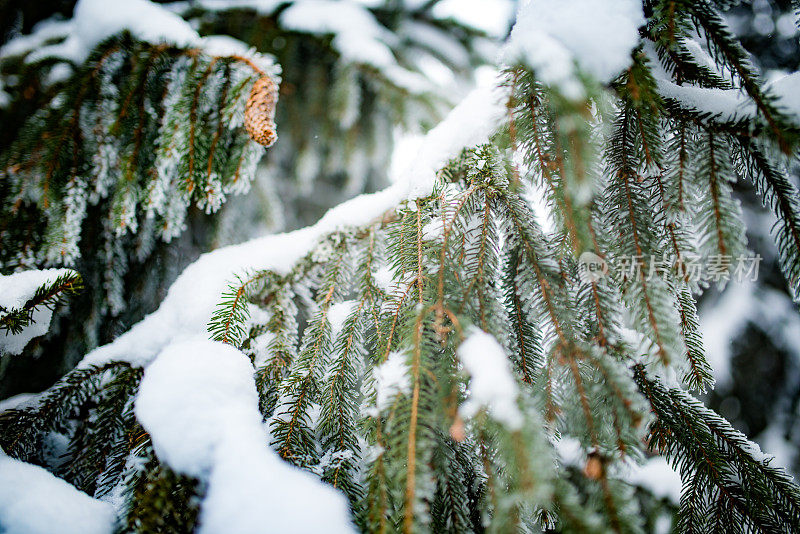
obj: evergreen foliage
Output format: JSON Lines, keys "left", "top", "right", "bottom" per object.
{"left": 1, "top": 34, "right": 273, "bottom": 271}
{"left": 682, "top": 0, "right": 800, "bottom": 478}
{"left": 181, "top": 0, "right": 490, "bottom": 223}
{"left": 0, "top": 27, "right": 278, "bottom": 394}
{"left": 0, "top": 269, "right": 81, "bottom": 342}
{"left": 2, "top": 0, "right": 800, "bottom": 533}
{"left": 0, "top": 0, "right": 488, "bottom": 397}
{"left": 634, "top": 365, "right": 800, "bottom": 533}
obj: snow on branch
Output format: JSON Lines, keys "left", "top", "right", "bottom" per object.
{"left": 0, "top": 452, "right": 116, "bottom": 534}
{"left": 457, "top": 329, "right": 523, "bottom": 430}
{"left": 769, "top": 73, "right": 800, "bottom": 121}
{"left": 0, "top": 269, "right": 81, "bottom": 356}
{"left": 504, "top": 0, "right": 644, "bottom": 99}
{"left": 134, "top": 337, "right": 355, "bottom": 533}
{"left": 16, "top": 0, "right": 199, "bottom": 64}
{"left": 0, "top": 0, "right": 267, "bottom": 67}
{"left": 193, "top": 0, "right": 488, "bottom": 94}
{"left": 645, "top": 39, "right": 800, "bottom": 128}
{"left": 371, "top": 351, "right": 411, "bottom": 415}
{"left": 280, "top": 0, "right": 430, "bottom": 93}
{"left": 78, "top": 78, "right": 506, "bottom": 371}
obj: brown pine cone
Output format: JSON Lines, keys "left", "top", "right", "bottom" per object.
{"left": 244, "top": 76, "right": 278, "bottom": 147}
{"left": 583, "top": 452, "right": 604, "bottom": 480}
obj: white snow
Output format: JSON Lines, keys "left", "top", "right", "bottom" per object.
{"left": 250, "top": 329, "right": 277, "bottom": 368}
{"left": 0, "top": 393, "right": 38, "bottom": 413}
{"left": 372, "top": 351, "right": 411, "bottom": 412}
{"left": 625, "top": 456, "right": 683, "bottom": 503}
{"left": 433, "top": 0, "right": 515, "bottom": 38}
{"left": 372, "top": 265, "right": 396, "bottom": 293}
{"left": 457, "top": 329, "right": 523, "bottom": 430}
{"left": 505, "top": 0, "right": 644, "bottom": 98}
{"left": 281, "top": 1, "right": 393, "bottom": 53}
{"left": 196, "top": 0, "right": 503, "bottom": 91}
{"left": 390, "top": 76, "right": 507, "bottom": 193}
{"left": 0, "top": 19, "right": 73, "bottom": 59}
{"left": 134, "top": 338, "right": 258, "bottom": 477}
{"left": 200, "top": 424, "right": 353, "bottom": 534}
{"left": 0, "top": 268, "right": 76, "bottom": 356}
{"left": 768, "top": 72, "right": 800, "bottom": 123}
{"left": 199, "top": 35, "right": 253, "bottom": 59}
{"left": 421, "top": 217, "right": 445, "bottom": 242}
{"left": 740, "top": 439, "right": 774, "bottom": 464}
{"left": 755, "top": 424, "right": 796, "bottom": 472}
{"left": 45, "top": 63, "right": 75, "bottom": 85}
{"left": 552, "top": 435, "right": 583, "bottom": 467}
{"left": 134, "top": 337, "right": 355, "bottom": 534}
{"left": 0, "top": 453, "right": 116, "bottom": 534}
{"left": 645, "top": 41, "right": 800, "bottom": 126}
{"left": 328, "top": 300, "right": 357, "bottom": 339}
{"left": 77, "top": 78, "right": 505, "bottom": 371}
{"left": 402, "top": 21, "right": 472, "bottom": 70}
{"left": 280, "top": 0, "right": 430, "bottom": 93}
{"left": 27, "top": 0, "right": 201, "bottom": 64}
{"left": 197, "top": 0, "right": 282, "bottom": 14}
{"left": 0, "top": 269, "right": 72, "bottom": 311}
{"left": 656, "top": 80, "right": 757, "bottom": 122}
{"left": 7, "top": 0, "right": 266, "bottom": 70}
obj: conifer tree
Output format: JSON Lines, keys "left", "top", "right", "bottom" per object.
{"left": 0, "top": 0, "right": 487, "bottom": 397}
{"left": 2, "top": 0, "right": 800, "bottom": 533}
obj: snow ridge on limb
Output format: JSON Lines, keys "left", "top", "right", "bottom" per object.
{"left": 0, "top": 452, "right": 116, "bottom": 534}
{"left": 505, "top": 0, "right": 644, "bottom": 99}
{"left": 0, "top": 269, "right": 81, "bottom": 356}
{"left": 134, "top": 337, "right": 355, "bottom": 533}
{"left": 79, "top": 79, "right": 506, "bottom": 371}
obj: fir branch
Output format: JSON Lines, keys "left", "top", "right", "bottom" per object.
{"left": 208, "top": 270, "right": 271, "bottom": 347}
{"left": 402, "top": 308, "right": 427, "bottom": 534}
{"left": 0, "top": 362, "right": 127, "bottom": 462}
{"left": 0, "top": 270, "right": 82, "bottom": 336}
{"left": 121, "top": 441, "right": 203, "bottom": 534}
{"left": 635, "top": 366, "right": 800, "bottom": 532}
{"left": 734, "top": 137, "right": 800, "bottom": 300}
{"left": 675, "top": 286, "right": 713, "bottom": 393}
{"left": 503, "top": 246, "right": 544, "bottom": 385}
{"left": 3, "top": 3, "right": 800, "bottom": 530}
{"left": 59, "top": 364, "right": 143, "bottom": 495}
{"left": 684, "top": 0, "right": 800, "bottom": 152}
{"left": 692, "top": 131, "right": 747, "bottom": 268}
{"left": 272, "top": 237, "right": 351, "bottom": 465}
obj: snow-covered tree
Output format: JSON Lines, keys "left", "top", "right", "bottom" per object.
{"left": 0, "top": 0, "right": 489, "bottom": 397}
{"left": 2, "top": 0, "right": 800, "bottom": 533}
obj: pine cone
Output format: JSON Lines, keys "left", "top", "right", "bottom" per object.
{"left": 583, "top": 452, "right": 604, "bottom": 480}
{"left": 244, "top": 76, "right": 278, "bottom": 147}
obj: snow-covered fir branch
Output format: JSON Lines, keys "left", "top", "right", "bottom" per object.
{"left": 2, "top": 0, "right": 800, "bottom": 533}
